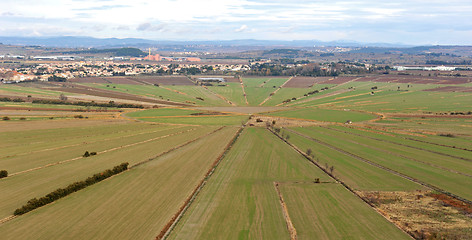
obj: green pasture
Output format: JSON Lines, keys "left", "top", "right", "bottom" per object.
{"left": 169, "top": 128, "right": 332, "bottom": 240}
{"left": 0, "top": 127, "right": 239, "bottom": 240}
{"left": 206, "top": 82, "right": 246, "bottom": 106}
{"left": 0, "top": 125, "right": 189, "bottom": 173}
{"left": 373, "top": 117, "right": 472, "bottom": 136}
{"left": 286, "top": 128, "right": 422, "bottom": 191}
{"left": 280, "top": 183, "right": 411, "bottom": 239}
{"left": 0, "top": 85, "right": 61, "bottom": 97}
{"left": 80, "top": 83, "right": 214, "bottom": 106}
{"left": 0, "top": 101, "right": 119, "bottom": 110}
{"left": 0, "top": 126, "right": 215, "bottom": 219}
{"left": 261, "top": 87, "right": 318, "bottom": 106}
{"left": 136, "top": 115, "right": 249, "bottom": 126}
{"left": 291, "top": 127, "right": 472, "bottom": 201}
{"left": 291, "top": 82, "right": 472, "bottom": 113}
{"left": 266, "top": 108, "right": 376, "bottom": 123}
{"left": 326, "top": 125, "right": 472, "bottom": 160}
{"left": 126, "top": 108, "right": 201, "bottom": 117}
{"left": 165, "top": 85, "right": 229, "bottom": 106}
{"left": 243, "top": 86, "right": 275, "bottom": 105}
{"left": 1, "top": 75, "right": 471, "bottom": 239}
{"left": 312, "top": 126, "right": 472, "bottom": 176}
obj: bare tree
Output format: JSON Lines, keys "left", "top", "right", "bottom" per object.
{"left": 306, "top": 148, "right": 313, "bottom": 156}
{"left": 59, "top": 93, "right": 67, "bottom": 101}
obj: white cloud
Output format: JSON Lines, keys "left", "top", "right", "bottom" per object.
{"left": 234, "top": 25, "right": 248, "bottom": 32}
{"left": 0, "top": 0, "right": 471, "bottom": 44}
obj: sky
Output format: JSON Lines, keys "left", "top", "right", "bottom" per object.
{"left": 1, "top": 0, "right": 472, "bottom": 45}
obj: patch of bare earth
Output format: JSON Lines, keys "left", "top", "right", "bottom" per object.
{"left": 357, "top": 190, "right": 472, "bottom": 240}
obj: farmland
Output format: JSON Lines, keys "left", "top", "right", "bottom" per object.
{"left": 1, "top": 73, "right": 471, "bottom": 239}
{"left": 169, "top": 128, "right": 409, "bottom": 240}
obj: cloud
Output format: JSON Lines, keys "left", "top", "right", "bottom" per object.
{"left": 116, "top": 25, "right": 130, "bottom": 30}
{"left": 0, "top": 0, "right": 471, "bottom": 44}
{"left": 234, "top": 25, "right": 248, "bottom": 32}
{"left": 137, "top": 22, "right": 166, "bottom": 32}
{"left": 75, "top": 4, "right": 130, "bottom": 11}
{"left": 1, "top": 12, "right": 16, "bottom": 16}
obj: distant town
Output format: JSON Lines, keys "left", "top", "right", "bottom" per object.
{"left": 1, "top": 44, "right": 472, "bottom": 83}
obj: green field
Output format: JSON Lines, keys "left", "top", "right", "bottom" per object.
{"left": 1, "top": 74, "right": 471, "bottom": 239}
{"left": 240, "top": 77, "right": 290, "bottom": 106}
{"left": 169, "top": 128, "right": 410, "bottom": 239}
{"left": 0, "top": 85, "right": 63, "bottom": 97}
{"left": 0, "top": 125, "right": 215, "bottom": 219}
{"left": 290, "top": 82, "right": 472, "bottom": 112}
{"left": 207, "top": 82, "right": 247, "bottom": 106}
{"left": 266, "top": 107, "right": 376, "bottom": 123}
{"left": 289, "top": 126, "right": 472, "bottom": 201}
{"left": 280, "top": 183, "right": 411, "bottom": 239}
{"left": 126, "top": 107, "right": 201, "bottom": 117}
{"left": 169, "top": 128, "right": 332, "bottom": 239}
{"left": 0, "top": 126, "right": 239, "bottom": 239}
{"left": 285, "top": 129, "right": 422, "bottom": 191}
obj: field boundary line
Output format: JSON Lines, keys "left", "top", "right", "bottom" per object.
{"left": 0, "top": 215, "right": 16, "bottom": 225}
{"left": 160, "top": 86, "right": 189, "bottom": 96}
{"left": 157, "top": 125, "right": 245, "bottom": 240}
{"left": 282, "top": 89, "right": 352, "bottom": 107}
{"left": 285, "top": 128, "right": 472, "bottom": 206}
{"left": 200, "top": 86, "right": 236, "bottom": 106}
{"left": 320, "top": 126, "right": 472, "bottom": 178}
{"left": 324, "top": 126, "right": 472, "bottom": 162}
{"left": 131, "top": 126, "right": 225, "bottom": 168}
{"left": 274, "top": 182, "right": 297, "bottom": 240}
{"left": 258, "top": 78, "right": 273, "bottom": 88}
{"left": 259, "top": 76, "right": 292, "bottom": 106}
{"left": 358, "top": 125, "right": 472, "bottom": 152}
{"left": 267, "top": 127, "right": 415, "bottom": 239}
{"left": 239, "top": 76, "right": 249, "bottom": 105}
{"left": 7, "top": 128, "right": 198, "bottom": 177}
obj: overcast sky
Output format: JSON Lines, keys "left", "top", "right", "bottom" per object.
{"left": 1, "top": 0, "right": 471, "bottom": 45}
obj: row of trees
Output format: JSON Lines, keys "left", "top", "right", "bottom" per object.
{"left": 32, "top": 99, "right": 144, "bottom": 109}
{"left": 0, "top": 97, "right": 25, "bottom": 102}
{"left": 282, "top": 87, "right": 329, "bottom": 104}
{"left": 13, "top": 163, "right": 129, "bottom": 215}
{"left": 1, "top": 97, "right": 144, "bottom": 109}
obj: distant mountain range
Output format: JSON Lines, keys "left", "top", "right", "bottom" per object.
{"left": 1, "top": 36, "right": 471, "bottom": 57}
{"left": 0, "top": 36, "right": 412, "bottom": 48}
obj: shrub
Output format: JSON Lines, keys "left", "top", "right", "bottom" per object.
{"left": 0, "top": 170, "right": 8, "bottom": 178}
{"left": 83, "top": 151, "right": 90, "bottom": 157}
{"left": 438, "top": 133, "right": 455, "bottom": 138}
{"left": 2, "top": 116, "right": 10, "bottom": 121}
{"left": 306, "top": 148, "right": 312, "bottom": 156}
